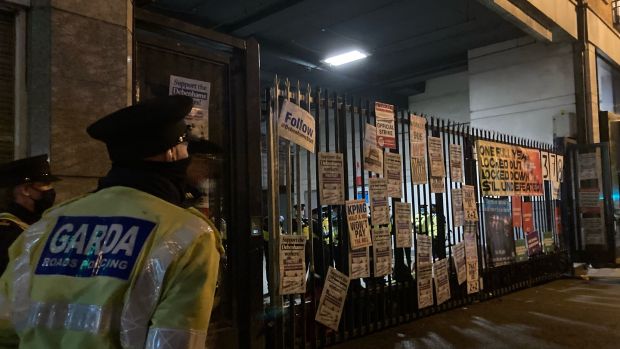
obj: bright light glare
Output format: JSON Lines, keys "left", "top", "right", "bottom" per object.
{"left": 323, "top": 50, "right": 368, "bottom": 66}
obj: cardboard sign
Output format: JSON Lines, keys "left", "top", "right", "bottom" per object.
{"left": 511, "top": 196, "right": 522, "bottom": 228}
{"left": 369, "top": 178, "right": 390, "bottom": 226}
{"left": 434, "top": 258, "right": 451, "bottom": 305}
{"left": 384, "top": 152, "right": 402, "bottom": 198}
{"left": 416, "top": 234, "right": 433, "bottom": 309}
{"left": 315, "top": 267, "right": 350, "bottom": 331}
{"left": 278, "top": 100, "right": 316, "bottom": 152}
{"left": 463, "top": 185, "right": 479, "bottom": 222}
{"left": 428, "top": 136, "right": 445, "bottom": 178}
{"left": 363, "top": 124, "right": 384, "bottom": 174}
{"left": 464, "top": 228, "right": 480, "bottom": 294}
{"left": 349, "top": 247, "right": 370, "bottom": 279}
{"left": 452, "top": 188, "right": 465, "bottom": 227}
{"left": 279, "top": 235, "right": 307, "bottom": 294}
{"left": 373, "top": 226, "right": 392, "bottom": 277}
{"left": 453, "top": 242, "right": 467, "bottom": 285}
{"left": 169, "top": 75, "right": 210, "bottom": 140}
{"left": 318, "top": 152, "right": 345, "bottom": 205}
{"left": 375, "top": 102, "right": 396, "bottom": 149}
{"left": 476, "top": 140, "right": 543, "bottom": 196}
{"left": 346, "top": 199, "right": 372, "bottom": 249}
{"left": 395, "top": 202, "right": 413, "bottom": 248}
{"left": 410, "top": 115, "right": 427, "bottom": 184}
{"left": 430, "top": 176, "right": 445, "bottom": 193}
{"left": 449, "top": 144, "right": 464, "bottom": 183}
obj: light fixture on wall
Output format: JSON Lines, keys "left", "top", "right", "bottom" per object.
{"left": 614, "top": 0, "right": 620, "bottom": 26}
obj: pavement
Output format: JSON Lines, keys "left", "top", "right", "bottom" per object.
{"left": 331, "top": 278, "right": 620, "bottom": 349}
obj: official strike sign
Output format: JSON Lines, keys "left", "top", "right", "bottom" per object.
{"left": 375, "top": 102, "right": 396, "bottom": 149}
{"left": 476, "top": 140, "right": 543, "bottom": 196}
{"left": 278, "top": 100, "right": 316, "bottom": 153}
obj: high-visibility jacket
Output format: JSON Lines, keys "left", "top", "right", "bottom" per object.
{"left": 414, "top": 213, "right": 439, "bottom": 237}
{"left": 0, "top": 186, "right": 222, "bottom": 349}
{"left": 0, "top": 213, "right": 28, "bottom": 232}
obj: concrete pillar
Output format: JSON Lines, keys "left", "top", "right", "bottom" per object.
{"left": 27, "top": 0, "right": 133, "bottom": 202}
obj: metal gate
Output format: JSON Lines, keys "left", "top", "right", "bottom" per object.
{"left": 264, "top": 77, "right": 570, "bottom": 348}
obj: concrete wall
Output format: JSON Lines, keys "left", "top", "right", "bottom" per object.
{"left": 468, "top": 37, "right": 576, "bottom": 143}
{"left": 408, "top": 72, "right": 470, "bottom": 124}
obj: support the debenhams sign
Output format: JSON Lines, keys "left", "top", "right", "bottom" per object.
{"left": 278, "top": 100, "right": 316, "bottom": 153}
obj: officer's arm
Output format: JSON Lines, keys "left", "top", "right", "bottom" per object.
{"left": 147, "top": 231, "right": 221, "bottom": 349}
{"left": 0, "top": 236, "right": 22, "bottom": 349}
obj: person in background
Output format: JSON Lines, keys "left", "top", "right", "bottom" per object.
{"left": 0, "top": 155, "right": 59, "bottom": 274}
{"left": 0, "top": 95, "right": 222, "bottom": 349}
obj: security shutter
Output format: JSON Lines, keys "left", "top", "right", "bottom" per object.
{"left": 0, "top": 10, "right": 15, "bottom": 162}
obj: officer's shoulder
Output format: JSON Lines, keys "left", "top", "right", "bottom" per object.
{"left": 0, "top": 218, "right": 24, "bottom": 234}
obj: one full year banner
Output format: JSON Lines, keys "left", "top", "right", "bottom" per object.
{"left": 476, "top": 140, "right": 543, "bottom": 196}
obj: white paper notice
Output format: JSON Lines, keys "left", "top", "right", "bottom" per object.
{"left": 416, "top": 234, "right": 433, "bottom": 308}
{"left": 464, "top": 228, "right": 479, "bottom": 294}
{"left": 449, "top": 144, "right": 464, "bottom": 183}
{"left": 318, "top": 152, "right": 345, "bottom": 205}
{"left": 369, "top": 178, "right": 390, "bottom": 226}
{"left": 346, "top": 199, "right": 372, "bottom": 249}
{"left": 349, "top": 247, "right": 370, "bottom": 279}
{"left": 278, "top": 100, "right": 316, "bottom": 153}
{"left": 410, "top": 115, "right": 427, "bottom": 184}
{"left": 428, "top": 136, "right": 445, "bottom": 178}
{"left": 373, "top": 226, "right": 392, "bottom": 277}
{"left": 316, "top": 267, "right": 350, "bottom": 331}
{"left": 395, "top": 202, "right": 413, "bottom": 248}
{"left": 452, "top": 188, "right": 465, "bottom": 227}
{"left": 169, "top": 75, "right": 211, "bottom": 140}
{"left": 453, "top": 242, "right": 467, "bottom": 285}
{"left": 375, "top": 102, "right": 396, "bottom": 149}
{"left": 463, "top": 185, "right": 479, "bottom": 222}
{"left": 384, "top": 152, "right": 402, "bottom": 198}
{"left": 434, "top": 258, "right": 451, "bottom": 305}
{"left": 279, "top": 235, "right": 307, "bottom": 295}
{"left": 364, "top": 124, "right": 384, "bottom": 174}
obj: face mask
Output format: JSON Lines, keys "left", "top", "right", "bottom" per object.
{"left": 34, "top": 188, "right": 56, "bottom": 215}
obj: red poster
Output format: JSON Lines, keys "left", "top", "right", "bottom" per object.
{"left": 522, "top": 202, "right": 534, "bottom": 233}
{"left": 512, "top": 196, "right": 522, "bottom": 228}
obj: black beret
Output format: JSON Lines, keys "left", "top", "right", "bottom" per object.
{"left": 0, "top": 154, "right": 60, "bottom": 188}
{"left": 87, "top": 95, "right": 193, "bottom": 161}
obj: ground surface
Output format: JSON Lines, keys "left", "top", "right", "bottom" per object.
{"left": 331, "top": 278, "right": 620, "bottom": 349}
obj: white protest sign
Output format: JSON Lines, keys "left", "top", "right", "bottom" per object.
{"left": 318, "top": 152, "right": 345, "bottom": 205}
{"left": 395, "top": 202, "right": 413, "bottom": 248}
{"left": 434, "top": 258, "right": 451, "bottom": 305}
{"left": 369, "top": 178, "right": 390, "bottom": 226}
{"left": 346, "top": 199, "right": 372, "bottom": 249}
{"left": 373, "top": 226, "right": 392, "bottom": 277}
{"left": 278, "top": 99, "right": 316, "bottom": 153}
{"left": 464, "top": 226, "right": 480, "bottom": 294}
{"left": 169, "top": 75, "right": 211, "bottom": 139}
{"left": 410, "top": 115, "right": 427, "bottom": 185}
{"left": 363, "top": 124, "right": 384, "bottom": 174}
{"left": 453, "top": 241, "right": 467, "bottom": 285}
{"left": 349, "top": 247, "right": 370, "bottom": 279}
{"left": 416, "top": 234, "right": 433, "bottom": 309}
{"left": 375, "top": 102, "right": 396, "bottom": 149}
{"left": 279, "top": 235, "right": 307, "bottom": 294}
{"left": 463, "top": 185, "right": 479, "bottom": 222}
{"left": 315, "top": 267, "right": 350, "bottom": 331}
{"left": 428, "top": 136, "right": 445, "bottom": 178}
{"left": 449, "top": 144, "right": 464, "bottom": 183}
{"left": 384, "top": 152, "right": 402, "bottom": 198}
{"left": 452, "top": 188, "right": 465, "bottom": 227}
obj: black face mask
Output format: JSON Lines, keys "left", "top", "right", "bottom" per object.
{"left": 34, "top": 188, "right": 56, "bottom": 215}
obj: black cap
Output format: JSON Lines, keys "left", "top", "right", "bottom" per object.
{"left": 0, "top": 155, "right": 60, "bottom": 188}
{"left": 87, "top": 95, "right": 193, "bottom": 162}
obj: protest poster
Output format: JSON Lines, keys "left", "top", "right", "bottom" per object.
{"left": 346, "top": 199, "right": 372, "bottom": 249}
{"left": 428, "top": 136, "right": 445, "bottom": 178}
{"left": 434, "top": 258, "right": 451, "bottom": 305}
{"left": 522, "top": 202, "right": 534, "bottom": 233}
{"left": 476, "top": 140, "right": 543, "bottom": 196}
{"left": 278, "top": 99, "right": 316, "bottom": 152}
{"left": 463, "top": 185, "right": 479, "bottom": 222}
{"left": 526, "top": 231, "right": 542, "bottom": 256}
{"left": 543, "top": 231, "right": 555, "bottom": 253}
{"left": 395, "top": 202, "right": 413, "bottom": 248}
{"left": 375, "top": 102, "right": 396, "bottom": 149}
{"left": 453, "top": 242, "right": 467, "bottom": 285}
{"left": 515, "top": 239, "right": 528, "bottom": 262}
{"left": 373, "top": 227, "right": 392, "bottom": 277}
{"left": 369, "top": 178, "right": 390, "bottom": 226}
{"left": 464, "top": 226, "right": 479, "bottom": 294}
{"left": 430, "top": 176, "right": 445, "bottom": 193}
{"left": 318, "top": 152, "right": 345, "bottom": 205}
{"left": 556, "top": 155, "right": 564, "bottom": 183}
{"left": 315, "top": 267, "right": 350, "bottom": 331}
{"left": 451, "top": 188, "right": 465, "bottom": 227}
{"left": 483, "top": 198, "right": 516, "bottom": 267}
{"left": 579, "top": 188, "right": 600, "bottom": 210}
{"left": 279, "top": 235, "right": 307, "bottom": 294}
{"left": 384, "top": 152, "right": 402, "bottom": 198}
{"left": 449, "top": 144, "right": 464, "bottom": 183}
{"left": 582, "top": 216, "right": 605, "bottom": 245}
{"left": 363, "top": 124, "right": 384, "bottom": 174}
{"left": 169, "top": 75, "right": 211, "bottom": 140}
{"left": 512, "top": 196, "right": 522, "bottom": 228}
{"left": 541, "top": 152, "right": 550, "bottom": 180}
{"left": 409, "top": 115, "right": 427, "bottom": 184}
{"left": 349, "top": 247, "right": 370, "bottom": 279}
{"left": 578, "top": 152, "right": 597, "bottom": 180}
{"left": 416, "top": 234, "right": 433, "bottom": 308}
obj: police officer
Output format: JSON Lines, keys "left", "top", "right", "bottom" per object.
{"left": 0, "top": 95, "right": 222, "bottom": 349}
{"left": 0, "top": 155, "right": 59, "bottom": 274}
